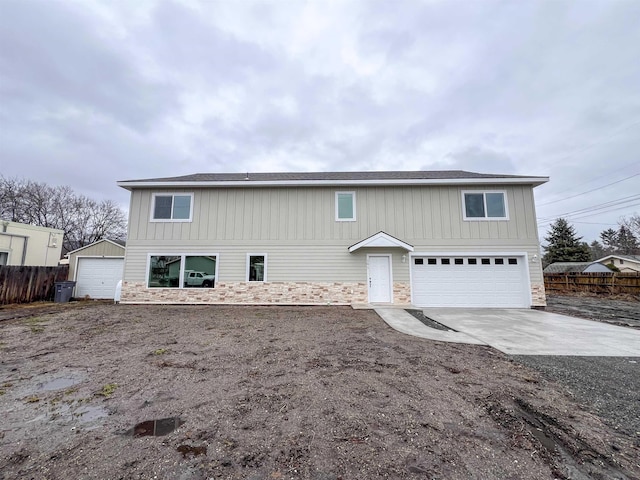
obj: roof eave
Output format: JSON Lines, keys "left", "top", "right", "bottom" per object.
{"left": 117, "top": 176, "right": 550, "bottom": 190}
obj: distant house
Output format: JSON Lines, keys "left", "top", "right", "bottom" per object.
{"left": 0, "top": 221, "right": 63, "bottom": 267}
{"left": 543, "top": 262, "right": 611, "bottom": 274}
{"left": 67, "top": 239, "right": 126, "bottom": 299}
{"left": 595, "top": 255, "right": 640, "bottom": 273}
{"left": 117, "top": 170, "right": 549, "bottom": 308}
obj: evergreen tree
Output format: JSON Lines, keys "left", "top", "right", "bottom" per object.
{"left": 588, "top": 240, "right": 606, "bottom": 261}
{"left": 616, "top": 225, "right": 640, "bottom": 255}
{"left": 542, "top": 218, "right": 591, "bottom": 266}
{"left": 599, "top": 228, "right": 618, "bottom": 254}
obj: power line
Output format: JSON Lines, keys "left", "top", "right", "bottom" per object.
{"left": 537, "top": 194, "right": 640, "bottom": 223}
{"left": 537, "top": 172, "right": 640, "bottom": 207}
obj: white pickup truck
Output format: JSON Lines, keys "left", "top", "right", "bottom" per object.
{"left": 183, "top": 270, "right": 215, "bottom": 288}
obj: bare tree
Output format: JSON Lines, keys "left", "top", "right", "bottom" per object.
{"left": 0, "top": 176, "right": 127, "bottom": 254}
{"left": 621, "top": 214, "right": 640, "bottom": 240}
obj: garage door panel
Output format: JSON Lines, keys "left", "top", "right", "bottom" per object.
{"left": 76, "top": 258, "right": 124, "bottom": 299}
{"left": 412, "top": 255, "right": 529, "bottom": 308}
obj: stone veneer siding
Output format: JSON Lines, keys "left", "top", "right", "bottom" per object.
{"left": 530, "top": 282, "right": 547, "bottom": 307}
{"left": 120, "top": 281, "right": 542, "bottom": 307}
{"left": 121, "top": 281, "right": 406, "bottom": 305}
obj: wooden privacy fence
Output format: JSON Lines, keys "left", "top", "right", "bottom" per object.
{"left": 544, "top": 272, "right": 640, "bottom": 296}
{"left": 0, "top": 265, "right": 69, "bottom": 305}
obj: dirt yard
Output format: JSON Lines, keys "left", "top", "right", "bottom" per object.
{"left": 1, "top": 302, "right": 639, "bottom": 480}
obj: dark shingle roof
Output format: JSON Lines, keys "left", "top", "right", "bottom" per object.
{"left": 119, "top": 170, "right": 548, "bottom": 187}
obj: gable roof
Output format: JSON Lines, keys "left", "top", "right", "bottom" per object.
{"left": 595, "top": 254, "right": 640, "bottom": 264}
{"left": 118, "top": 170, "right": 549, "bottom": 190}
{"left": 66, "top": 238, "right": 126, "bottom": 255}
{"left": 349, "top": 231, "right": 414, "bottom": 252}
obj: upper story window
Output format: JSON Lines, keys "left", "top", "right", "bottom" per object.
{"left": 462, "top": 191, "right": 508, "bottom": 220}
{"left": 151, "top": 193, "right": 193, "bottom": 222}
{"left": 336, "top": 191, "right": 356, "bottom": 221}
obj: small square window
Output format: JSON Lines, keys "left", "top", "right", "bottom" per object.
{"left": 494, "top": 258, "right": 504, "bottom": 265}
{"left": 414, "top": 258, "right": 424, "bottom": 265}
{"left": 336, "top": 192, "right": 356, "bottom": 221}
{"left": 508, "top": 258, "right": 518, "bottom": 265}
{"left": 441, "top": 258, "right": 451, "bottom": 265}
{"left": 427, "top": 258, "right": 437, "bottom": 265}
{"left": 468, "top": 258, "right": 477, "bottom": 265}
{"left": 481, "top": 258, "right": 490, "bottom": 265}
{"left": 454, "top": 258, "right": 464, "bottom": 265}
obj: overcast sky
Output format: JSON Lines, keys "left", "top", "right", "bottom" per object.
{"left": 1, "top": 0, "right": 639, "bottom": 242}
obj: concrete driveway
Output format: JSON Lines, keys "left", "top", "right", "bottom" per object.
{"left": 423, "top": 308, "right": 640, "bottom": 356}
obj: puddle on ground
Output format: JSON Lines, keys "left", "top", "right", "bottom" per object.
{"left": 75, "top": 405, "right": 109, "bottom": 423}
{"left": 514, "top": 404, "right": 602, "bottom": 480}
{"left": 37, "top": 375, "right": 83, "bottom": 392}
{"left": 121, "top": 417, "right": 185, "bottom": 437}
{"left": 177, "top": 444, "right": 207, "bottom": 457}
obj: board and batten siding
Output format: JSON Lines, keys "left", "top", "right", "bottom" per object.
{"left": 124, "top": 185, "right": 542, "bottom": 284}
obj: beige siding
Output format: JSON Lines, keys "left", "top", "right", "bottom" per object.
{"left": 0, "top": 222, "right": 63, "bottom": 266}
{"left": 68, "top": 241, "right": 125, "bottom": 280}
{"left": 128, "top": 185, "right": 540, "bottom": 243}
{"left": 124, "top": 184, "right": 544, "bottom": 288}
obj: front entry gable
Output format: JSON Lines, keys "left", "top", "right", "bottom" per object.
{"left": 348, "top": 231, "right": 414, "bottom": 253}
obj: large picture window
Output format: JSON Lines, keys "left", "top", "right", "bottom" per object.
{"left": 462, "top": 191, "right": 508, "bottom": 220}
{"left": 147, "top": 254, "right": 217, "bottom": 288}
{"left": 335, "top": 191, "right": 356, "bottom": 221}
{"left": 151, "top": 193, "right": 193, "bottom": 221}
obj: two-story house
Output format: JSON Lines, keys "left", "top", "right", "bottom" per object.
{"left": 117, "top": 171, "right": 548, "bottom": 307}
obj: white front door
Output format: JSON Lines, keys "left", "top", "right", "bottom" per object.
{"left": 368, "top": 255, "right": 392, "bottom": 303}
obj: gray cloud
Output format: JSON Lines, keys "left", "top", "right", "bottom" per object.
{"left": 1, "top": 0, "right": 639, "bottom": 241}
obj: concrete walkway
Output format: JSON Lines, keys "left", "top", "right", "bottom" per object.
{"left": 424, "top": 308, "right": 640, "bottom": 356}
{"left": 374, "top": 308, "right": 486, "bottom": 345}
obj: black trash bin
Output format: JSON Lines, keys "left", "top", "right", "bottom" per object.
{"left": 54, "top": 281, "right": 76, "bottom": 303}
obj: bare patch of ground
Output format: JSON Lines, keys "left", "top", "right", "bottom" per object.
{"left": 1, "top": 304, "right": 639, "bottom": 479}
{"left": 546, "top": 294, "right": 640, "bottom": 328}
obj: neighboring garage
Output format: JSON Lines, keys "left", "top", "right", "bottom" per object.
{"left": 67, "top": 239, "right": 125, "bottom": 300}
{"left": 411, "top": 253, "right": 530, "bottom": 308}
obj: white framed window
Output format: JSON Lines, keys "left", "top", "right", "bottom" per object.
{"left": 146, "top": 253, "right": 218, "bottom": 288}
{"left": 335, "top": 191, "right": 356, "bottom": 221}
{"left": 0, "top": 251, "right": 8, "bottom": 266}
{"left": 151, "top": 193, "right": 194, "bottom": 222}
{"left": 462, "top": 191, "right": 508, "bottom": 220}
{"left": 246, "top": 253, "right": 267, "bottom": 282}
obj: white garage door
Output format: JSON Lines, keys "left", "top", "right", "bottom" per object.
{"left": 75, "top": 257, "right": 124, "bottom": 299}
{"left": 411, "top": 255, "right": 530, "bottom": 308}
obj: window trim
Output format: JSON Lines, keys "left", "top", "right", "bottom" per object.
{"left": 335, "top": 191, "right": 356, "bottom": 222}
{"left": 246, "top": 253, "right": 268, "bottom": 282}
{"left": 145, "top": 253, "right": 219, "bottom": 289}
{"left": 461, "top": 190, "right": 509, "bottom": 221}
{"left": 150, "top": 193, "right": 194, "bottom": 222}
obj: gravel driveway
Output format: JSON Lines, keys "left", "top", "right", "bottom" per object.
{"left": 510, "top": 295, "right": 640, "bottom": 446}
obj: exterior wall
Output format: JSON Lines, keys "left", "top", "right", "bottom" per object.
{"left": 122, "top": 183, "right": 545, "bottom": 306}
{"left": 121, "top": 280, "right": 414, "bottom": 305}
{"left": 68, "top": 240, "right": 126, "bottom": 280}
{"left": 127, "top": 184, "right": 539, "bottom": 245}
{"left": 0, "top": 222, "right": 63, "bottom": 266}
